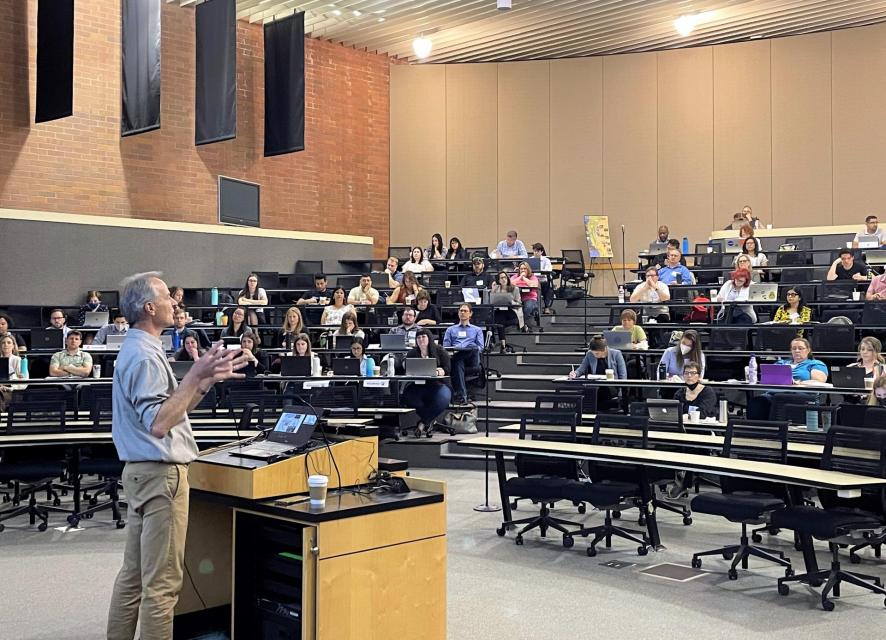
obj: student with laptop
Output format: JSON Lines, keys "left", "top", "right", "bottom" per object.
{"left": 345, "top": 339, "right": 374, "bottom": 376}
{"left": 852, "top": 214, "right": 886, "bottom": 248}
{"left": 714, "top": 268, "right": 756, "bottom": 324}
{"left": 648, "top": 225, "right": 670, "bottom": 253}
{"left": 292, "top": 333, "right": 322, "bottom": 376}
{"left": 93, "top": 311, "right": 128, "bottom": 345}
{"left": 402, "top": 329, "right": 452, "bottom": 437}
{"left": 443, "top": 304, "right": 485, "bottom": 405}
{"left": 47, "top": 308, "right": 71, "bottom": 341}
{"left": 611, "top": 309, "right": 648, "bottom": 349}
{"left": 490, "top": 271, "right": 524, "bottom": 353}
{"left": 332, "top": 311, "right": 365, "bottom": 344}
{"left": 48, "top": 330, "right": 93, "bottom": 378}
{"left": 163, "top": 308, "right": 198, "bottom": 352}
{"left": 673, "top": 361, "right": 718, "bottom": 419}
{"left": 848, "top": 337, "right": 885, "bottom": 379}
{"left": 827, "top": 249, "right": 870, "bottom": 281}
{"left": 389, "top": 307, "right": 419, "bottom": 344}
{"left": 77, "top": 290, "right": 110, "bottom": 326}
{"left": 748, "top": 337, "right": 828, "bottom": 419}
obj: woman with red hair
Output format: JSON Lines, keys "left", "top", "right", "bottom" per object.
{"left": 715, "top": 267, "right": 756, "bottom": 324}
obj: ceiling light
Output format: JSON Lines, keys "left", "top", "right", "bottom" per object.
{"left": 331, "top": 9, "right": 341, "bottom": 16}
{"left": 378, "top": 17, "right": 385, "bottom": 22}
{"left": 412, "top": 36, "right": 432, "bottom": 60}
{"left": 352, "top": 10, "right": 361, "bottom": 16}
{"left": 497, "top": 0, "right": 512, "bottom": 9}
{"left": 674, "top": 14, "right": 698, "bottom": 37}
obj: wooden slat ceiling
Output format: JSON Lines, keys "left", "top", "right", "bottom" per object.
{"left": 171, "top": 0, "right": 886, "bottom": 63}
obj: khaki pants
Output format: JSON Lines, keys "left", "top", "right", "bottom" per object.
{"left": 107, "top": 462, "right": 190, "bottom": 640}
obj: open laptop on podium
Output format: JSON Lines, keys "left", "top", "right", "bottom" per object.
{"left": 230, "top": 408, "right": 319, "bottom": 461}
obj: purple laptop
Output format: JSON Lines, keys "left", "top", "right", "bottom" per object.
{"left": 760, "top": 364, "right": 794, "bottom": 385}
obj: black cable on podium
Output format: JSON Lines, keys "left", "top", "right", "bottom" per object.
{"left": 474, "top": 332, "right": 501, "bottom": 513}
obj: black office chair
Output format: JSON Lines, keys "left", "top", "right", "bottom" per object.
{"left": 387, "top": 246, "right": 411, "bottom": 262}
{"left": 465, "top": 246, "right": 488, "bottom": 260}
{"left": 68, "top": 444, "right": 126, "bottom": 530}
{"left": 708, "top": 327, "right": 749, "bottom": 351}
{"left": 561, "top": 414, "right": 653, "bottom": 556}
{"left": 561, "top": 249, "right": 592, "bottom": 293}
{"left": 336, "top": 275, "right": 361, "bottom": 291}
{"left": 779, "top": 267, "right": 809, "bottom": 283}
{"left": 862, "top": 302, "right": 886, "bottom": 326}
{"left": 774, "top": 251, "right": 811, "bottom": 267}
{"left": 817, "top": 282, "right": 857, "bottom": 302}
{"left": 754, "top": 326, "right": 799, "bottom": 351}
{"left": 773, "top": 426, "right": 886, "bottom": 610}
{"left": 644, "top": 400, "right": 694, "bottom": 525}
{"left": 837, "top": 403, "right": 869, "bottom": 428}
{"left": 294, "top": 259, "right": 323, "bottom": 274}
{"left": 810, "top": 323, "right": 855, "bottom": 353}
{"left": 285, "top": 273, "right": 314, "bottom": 289}
{"left": 863, "top": 407, "right": 886, "bottom": 429}
{"left": 785, "top": 237, "right": 813, "bottom": 252}
{"left": 820, "top": 307, "right": 862, "bottom": 324}
{"left": 496, "top": 413, "right": 583, "bottom": 546}
{"left": 689, "top": 419, "right": 793, "bottom": 579}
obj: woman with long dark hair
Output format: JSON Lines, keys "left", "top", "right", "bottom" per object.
{"left": 237, "top": 273, "right": 268, "bottom": 326}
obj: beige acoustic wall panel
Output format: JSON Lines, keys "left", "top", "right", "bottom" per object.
{"left": 771, "top": 33, "right": 832, "bottom": 227}
{"left": 497, "top": 61, "right": 551, "bottom": 249}
{"left": 549, "top": 57, "right": 603, "bottom": 258}
{"left": 390, "top": 65, "right": 447, "bottom": 246}
{"left": 445, "top": 64, "right": 499, "bottom": 249}
{"left": 602, "top": 52, "right": 658, "bottom": 271}
{"left": 657, "top": 46, "right": 714, "bottom": 249}
{"left": 832, "top": 23, "right": 886, "bottom": 225}
{"left": 713, "top": 40, "right": 772, "bottom": 226}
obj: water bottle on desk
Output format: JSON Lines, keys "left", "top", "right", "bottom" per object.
{"left": 19, "top": 356, "right": 28, "bottom": 379}
{"left": 747, "top": 354, "right": 758, "bottom": 384}
{"left": 657, "top": 360, "right": 667, "bottom": 381}
{"left": 618, "top": 285, "right": 625, "bottom": 304}
{"left": 682, "top": 237, "right": 689, "bottom": 255}
{"left": 210, "top": 287, "right": 219, "bottom": 306}
{"left": 365, "top": 358, "right": 375, "bottom": 377}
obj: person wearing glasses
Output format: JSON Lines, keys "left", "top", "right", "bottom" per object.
{"left": 772, "top": 288, "right": 813, "bottom": 326}
{"left": 674, "top": 362, "right": 718, "bottom": 419}
{"left": 629, "top": 266, "right": 671, "bottom": 322}
{"left": 47, "top": 308, "right": 71, "bottom": 341}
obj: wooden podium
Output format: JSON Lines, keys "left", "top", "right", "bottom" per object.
{"left": 175, "top": 436, "right": 447, "bottom": 640}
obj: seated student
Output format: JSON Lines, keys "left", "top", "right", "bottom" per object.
{"left": 347, "top": 274, "right": 380, "bottom": 305}
{"left": 388, "top": 271, "right": 423, "bottom": 305}
{"left": 531, "top": 242, "right": 555, "bottom": 314}
{"left": 733, "top": 254, "right": 762, "bottom": 284}
{"left": 297, "top": 273, "right": 332, "bottom": 306}
{"left": 402, "top": 329, "right": 452, "bottom": 437}
{"left": 443, "top": 303, "right": 485, "bottom": 405}
{"left": 612, "top": 309, "right": 648, "bottom": 348}
{"left": 221, "top": 306, "right": 258, "bottom": 344}
{"left": 848, "top": 336, "right": 886, "bottom": 379}
{"left": 658, "top": 247, "right": 694, "bottom": 285}
{"left": 0, "top": 313, "right": 27, "bottom": 351}
{"left": 852, "top": 214, "right": 886, "bottom": 248}
{"left": 732, "top": 237, "right": 768, "bottom": 269}
{"left": 49, "top": 331, "right": 92, "bottom": 378}
{"left": 715, "top": 268, "right": 756, "bottom": 325}
{"left": 346, "top": 338, "right": 374, "bottom": 376}
{"left": 737, "top": 223, "right": 764, "bottom": 254}
{"left": 378, "top": 257, "right": 404, "bottom": 288}
{"left": 173, "top": 335, "right": 204, "bottom": 362}
{"left": 630, "top": 267, "right": 671, "bottom": 321}
{"left": 238, "top": 273, "right": 269, "bottom": 326}
{"left": 649, "top": 225, "right": 670, "bottom": 252}
{"left": 827, "top": 249, "right": 870, "bottom": 281}
{"left": 740, "top": 205, "right": 762, "bottom": 230}
{"left": 490, "top": 271, "right": 523, "bottom": 353}
{"left": 48, "top": 308, "right": 71, "bottom": 341}
{"left": 240, "top": 333, "right": 268, "bottom": 376}
{"left": 93, "top": 311, "right": 128, "bottom": 345}
{"left": 674, "top": 361, "right": 718, "bottom": 419}
{"left": 866, "top": 269, "right": 886, "bottom": 300}
{"left": 77, "top": 290, "right": 109, "bottom": 326}
{"left": 772, "top": 287, "right": 813, "bottom": 326}
{"left": 658, "top": 329, "right": 705, "bottom": 379}
{"left": 163, "top": 308, "right": 197, "bottom": 352}
{"left": 748, "top": 337, "right": 828, "bottom": 420}
{"left": 292, "top": 332, "right": 323, "bottom": 376}
{"left": 402, "top": 246, "right": 434, "bottom": 274}
{"left": 867, "top": 374, "right": 886, "bottom": 406}
{"left": 568, "top": 335, "right": 627, "bottom": 410}
{"left": 279, "top": 306, "right": 305, "bottom": 352}
{"left": 510, "top": 261, "right": 540, "bottom": 330}
{"left": 321, "top": 287, "right": 355, "bottom": 326}
{"left": 444, "top": 237, "right": 468, "bottom": 268}
{"left": 332, "top": 311, "right": 365, "bottom": 345}
{"left": 725, "top": 210, "right": 746, "bottom": 230}
{"left": 459, "top": 257, "right": 496, "bottom": 289}
{"left": 425, "top": 233, "right": 446, "bottom": 261}
{"left": 390, "top": 307, "right": 419, "bottom": 344}
{"left": 492, "top": 230, "right": 528, "bottom": 259}
{"left": 414, "top": 290, "right": 441, "bottom": 326}
{"left": 170, "top": 285, "right": 186, "bottom": 308}
{"left": 0, "top": 334, "right": 27, "bottom": 409}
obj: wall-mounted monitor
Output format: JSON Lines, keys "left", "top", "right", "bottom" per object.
{"left": 218, "top": 175, "right": 260, "bottom": 228}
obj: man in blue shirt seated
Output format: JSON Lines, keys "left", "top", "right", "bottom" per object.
{"left": 443, "top": 303, "right": 485, "bottom": 404}
{"left": 493, "top": 230, "right": 528, "bottom": 259}
{"left": 657, "top": 247, "right": 694, "bottom": 285}
{"left": 93, "top": 311, "right": 129, "bottom": 345}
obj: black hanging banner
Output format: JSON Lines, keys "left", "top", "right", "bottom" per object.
{"left": 264, "top": 12, "right": 305, "bottom": 157}
{"left": 195, "top": 0, "right": 236, "bottom": 145}
{"left": 35, "top": 0, "right": 74, "bottom": 123}
{"left": 121, "top": 0, "right": 161, "bottom": 136}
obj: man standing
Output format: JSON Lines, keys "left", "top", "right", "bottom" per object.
{"left": 492, "top": 230, "right": 528, "bottom": 259}
{"left": 443, "top": 303, "right": 485, "bottom": 405}
{"left": 107, "top": 272, "right": 246, "bottom": 640}
{"left": 48, "top": 331, "right": 92, "bottom": 377}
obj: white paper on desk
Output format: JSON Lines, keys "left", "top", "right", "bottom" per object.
{"left": 797, "top": 380, "right": 833, "bottom": 387}
{"left": 303, "top": 381, "right": 331, "bottom": 389}
{"left": 86, "top": 345, "right": 107, "bottom": 351}
{"left": 364, "top": 379, "right": 390, "bottom": 388}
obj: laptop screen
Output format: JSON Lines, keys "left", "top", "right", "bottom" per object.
{"left": 268, "top": 410, "right": 319, "bottom": 446}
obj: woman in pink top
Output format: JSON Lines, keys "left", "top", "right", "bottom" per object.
{"left": 510, "top": 261, "right": 540, "bottom": 330}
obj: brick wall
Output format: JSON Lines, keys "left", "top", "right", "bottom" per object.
{"left": 0, "top": 1, "right": 390, "bottom": 256}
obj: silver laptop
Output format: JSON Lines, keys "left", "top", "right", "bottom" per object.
{"left": 170, "top": 361, "right": 194, "bottom": 380}
{"left": 461, "top": 287, "right": 481, "bottom": 303}
{"left": 865, "top": 249, "right": 886, "bottom": 265}
{"left": 602, "top": 330, "right": 632, "bottom": 351}
{"left": 83, "top": 311, "right": 109, "bottom": 327}
{"left": 380, "top": 333, "right": 407, "bottom": 350}
{"left": 723, "top": 237, "right": 743, "bottom": 253}
{"left": 106, "top": 334, "right": 126, "bottom": 349}
{"left": 405, "top": 357, "right": 438, "bottom": 377}
{"left": 857, "top": 234, "right": 881, "bottom": 248}
{"left": 488, "top": 291, "right": 516, "bottom": 307}
{"left": 747, "top": 283, "right": 778, "bottom": 302}
{"left": 230, "top": 409, "right": 319, "bottom": 460}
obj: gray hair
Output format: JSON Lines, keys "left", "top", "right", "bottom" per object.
{"left": 120, "top": 271, "right": 163, "bottom": 325}
{"left": 506, "top": 230, "right": 518, "bottom": 238}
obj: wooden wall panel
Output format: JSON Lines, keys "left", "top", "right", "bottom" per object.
{"left": 497, "top": 61, "right": 551, "bottom": 249}
{"left": 771, "top": 33, "right": 832, "bottom": 227}
{"left": 832, "top": 22, "right": 886, "bottom": 225}
{"left": 657, "top": 46, "right": 714, "bottom": 249}
{"left": 389, "top": 65, "right": 446, "bottom": 247}
{"left": 601, "top": 52, "right": 657, "bottom": 269}
{"left": 713, "top": 40, "right": 772, "bottom": 226}
{"left": 549, "top": 57, "right": 603, "bottom": 257}
{"left": 445, "top": 64, "right": 499, "bottom": 249}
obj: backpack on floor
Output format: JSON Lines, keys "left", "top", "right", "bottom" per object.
{"left": 442, "top": 407, "right": 478, "bottom": 434}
